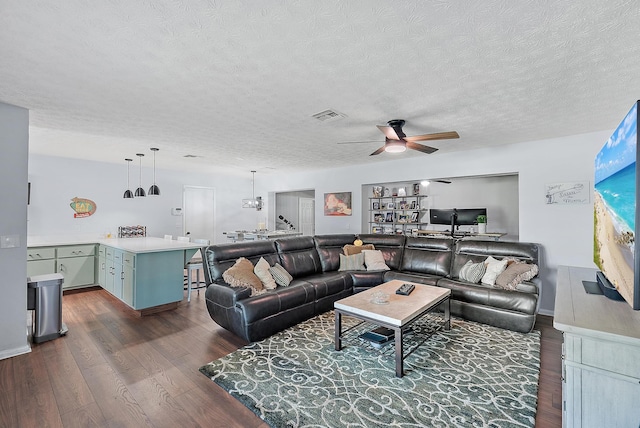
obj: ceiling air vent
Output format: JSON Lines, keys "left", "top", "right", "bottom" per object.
{"left": 312, "top": 109, "right": 346, "bottom": 122}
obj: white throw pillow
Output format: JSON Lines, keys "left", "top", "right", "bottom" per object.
{"left": 481, "top": 256, "right": 509, "bottom": 286}
{"left": 362, "top": 250, "right": 390, "bottom": 271}
{"left": 254, "top": 257, "right": 277, "bottom": 290}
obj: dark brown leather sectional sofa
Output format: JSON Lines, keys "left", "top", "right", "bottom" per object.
{"left": 203, "top": 234, "right": 540, "bottom": 342}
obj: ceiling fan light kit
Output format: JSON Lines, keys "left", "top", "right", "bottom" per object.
{"left": 384, "top": 139, "right": 407, "bottom": 153}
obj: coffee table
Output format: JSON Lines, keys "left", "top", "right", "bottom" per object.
{"left": 334, "top": 279, "right": 451, "bottom": 377}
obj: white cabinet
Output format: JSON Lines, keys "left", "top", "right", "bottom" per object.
{"left": 554, "top": 266, "right": 640, "bottom": 428}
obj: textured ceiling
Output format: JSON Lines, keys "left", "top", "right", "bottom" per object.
{"left": 1, "top": 1, "right": 640, "bottom": 175}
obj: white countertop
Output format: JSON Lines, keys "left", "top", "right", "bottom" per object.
{"left": 28, "top": 236, "right": 204, "bottom": 254}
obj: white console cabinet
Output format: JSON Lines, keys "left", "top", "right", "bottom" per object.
{"left": 554, "top": 266, "right": 640, "bottom": 428}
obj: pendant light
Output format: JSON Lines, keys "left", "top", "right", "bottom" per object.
{"left": 134, "top": 153, "right": 146, "bottom": 197}
{"left": 242, "top": 170, "right": 263, "bottom": 210}
{"left": 148, "top": 147, "right": 160, "bottom": 196}
{"left": 123, "top": 158, "right": 134, "bottom": 199}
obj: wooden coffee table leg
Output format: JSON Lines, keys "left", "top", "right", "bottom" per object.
{"left": 334, "top": 311, "right": 342, "bottom": 351}
{"left": 395, "top": 327, "right": 403, "bottom": 377}
{"left": 444, "top": 298, "right": 451, "bottom": 330}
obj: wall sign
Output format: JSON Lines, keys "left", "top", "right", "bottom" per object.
{"left": 70, "top": 197, "right": 97, "bottom": 218}
{"left": 545, "top": 182, "right": 589, "bottom": 205}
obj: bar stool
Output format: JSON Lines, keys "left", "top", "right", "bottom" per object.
{"left": 184, "top": 238, "right": 209, "bottom": 302}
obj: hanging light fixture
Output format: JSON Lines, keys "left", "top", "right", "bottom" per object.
{"left": 242, "top": 170, "right": 263, "bottom": 210}
{"left": 134, "top": 153, "right": 146, "bottom": 197}
{"left": 123, "top": 158, "right": 134, "bottom": 199}
{"left": 148, "top": 147, "right": 160, "bottom": 196}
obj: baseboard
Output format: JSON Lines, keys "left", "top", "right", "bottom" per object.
{"left": 0, "top": 343, "right": 31, "bottom": 361}
{"left": 538, "top": 308, "right": 554, "bottom": 317}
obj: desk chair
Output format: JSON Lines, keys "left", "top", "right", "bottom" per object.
{"left": 184, "top": 238, "right": 209, "bottom": 302}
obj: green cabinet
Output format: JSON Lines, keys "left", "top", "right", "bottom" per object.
{"left": 97, "top": 245, "right": 107, "bottom": 288}
{"left": 102, "top": 247, "right": 136, "bottom": 307}
{"left": 27, "top": 245, "right": 97, "bottom": 290}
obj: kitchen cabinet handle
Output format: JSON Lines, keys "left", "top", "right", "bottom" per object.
{"left": 121, "top": 272, "right": 125, "bottom": 280}
{"left": 59, "top": 264, "right": 65, "bottom": 272}
{"left": 101, "top": 263, "right": 105, "bottom": 270}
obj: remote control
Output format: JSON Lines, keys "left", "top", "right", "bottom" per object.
{"left": 396, "top": 283, "right": 415, "bottom": 295}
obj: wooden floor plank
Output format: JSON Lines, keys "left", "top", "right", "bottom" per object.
{"left": 0, "top": 289, "right": 562, "bottom": 427}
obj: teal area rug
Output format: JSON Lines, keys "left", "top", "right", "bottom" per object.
{"left": 200, "top": 311, "right": 540, "bottom": 427}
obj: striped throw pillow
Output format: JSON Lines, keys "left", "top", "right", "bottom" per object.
{"left": 338, "top": 252, "right": 366, "bottom": 271}
{"left": 269, "top": 263, "right": 293, "bottom": 287}
{"left": 459, "top": 260, "right": 486, "bottom": 284}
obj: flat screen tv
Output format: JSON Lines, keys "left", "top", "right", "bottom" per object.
{"left": 594, "top": 100, "right": 640, "bottom": 310}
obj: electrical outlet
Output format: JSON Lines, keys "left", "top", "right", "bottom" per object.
{"left": 0, "top": 235, "right": 20, "bottom": 248}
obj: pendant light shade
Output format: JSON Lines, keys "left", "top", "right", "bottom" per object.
{"left": 123, "top": 158, "right": 134, "bottom": 199}
{"left": 135, "top": 153, "right": 146, "bottom": 197}
{"left": 242, "top": 170, "right": 263, "bottom": 210}
{"left": 148, "top": 147, "right": 160, "bottom": 196}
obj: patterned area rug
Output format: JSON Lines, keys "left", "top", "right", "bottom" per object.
{"left": 200, "top": 311, "right": 540, "bottom": 428}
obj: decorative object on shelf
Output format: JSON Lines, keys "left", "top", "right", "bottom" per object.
{"left": 372, "top": 201, "right": 380, "bottom": 210}
{"left": 123, "top": 158, "right": 134, "bottom": 199}
{"left": 372, "top": 186, "right": 383, "bottom": 197}
{"left": 477, "top": 214, "right": 487, "bottom": 234}
{"left": 118, "top": 225, "right": 147, "bottom": 238}
{"left": 386, "top": 202, "right": 395, "bottom": 209}
{"left": 397, "top": 187, "right": 406, "bottom": 197}
{"left": 410, "top": 211, "right": 420, "bottom": 222}
{"left": 374, "top": 213, "right": 384, "bottom": 223}
{"left": 242, "top": 170, "right": 263, "bottom": 210}
{"left": 410, "top": 201, "right": 417, "bottom": 209}
{"left": 392, "top": 187, "right": 398, "bottom": 196}
{"left": 383, "top": 187, "right": 390, "bottom": 197}
{"left": 324, "top": 192, "right": 352, "bottom": 216}
{"left": 148, "top": 148, "right": 160, "bottom": 196}
{"left": 353, "top": 236, "right": 363, "bottom": 246}
{"left": 413, "top": 183, "right": 420, "bottom": 195}
{"left": 134, "top": 153, "right": 146, "bottom": 197}
{"left": 385, "top": 212, "right": 394, "bottom": 222}
{"left": 70, "top": 197, "right": 96, "bottom": 218}
{"left": 398, "top": 214, "right": 408, "bottom": 223}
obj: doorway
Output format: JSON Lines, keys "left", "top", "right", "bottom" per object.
{"left": 275, "top": 190, "right": 315, "bottom": 234}
{"left": 183, "top": 186, "right": 215, "bottom": 242}
{"left": 298, "top": 197, "right": 315, "bottom": 236}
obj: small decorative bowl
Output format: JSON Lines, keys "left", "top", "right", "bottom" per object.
{"left": 371, "top": 291, "right": 389, "bottom": 304}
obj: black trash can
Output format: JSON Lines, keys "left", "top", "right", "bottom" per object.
{"left": 27, "top": 273, "right": 68, "bottom": 343}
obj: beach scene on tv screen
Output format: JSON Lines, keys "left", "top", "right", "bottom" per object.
{"left": 594, "top": 102, "right": 637, "bottom": 306}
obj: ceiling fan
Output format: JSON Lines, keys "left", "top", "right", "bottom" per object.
{"left": 339, "top": 119, "right": 459, "bottom": 156}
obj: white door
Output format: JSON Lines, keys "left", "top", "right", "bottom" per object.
{"left": 298, "top": 197, "right": 315, "bottom": 236}
{"left": 183, "top": 186, "right": 215, "bottom": 242}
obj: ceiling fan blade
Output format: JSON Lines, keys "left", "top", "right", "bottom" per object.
{"left": 369, "top": 146, "right": 386, "bottom": 156}
{"left": 377, "top": 125, "right": 400, "bottom": 140}
{"left": 434, "top": 179, "right": 452, "bottom": 184}
{"left": 404, "top": 131, "right": 460, "bottom": 142}
{"left": 406, "top": 141, "right": 438, "bottom": 154}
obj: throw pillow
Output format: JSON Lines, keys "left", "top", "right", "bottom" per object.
{"left": 269, "top": 263, "right": 293, "bottom": 286}
{"left": 458, "top": 260, "right": 486, "bottom": 284}
{"left": 254, "top": 257, "right": 277, "bottom": 290}
{"left": 338, "top": 252, "right": 366, "bottom": 271}
{"left": 343, "top": 243, "right": 375, "bottom": 256}
{"left": 222, "top": 257, "right": 264, "bottom": 295}
{"left": 481, "top": 256, "right": 509, "bottom": 286}
{"left": 362, "top": 250, "right": 390, "bottom": 271}
{"left": 495, "top": 263, "right": 539, "bottom": 290}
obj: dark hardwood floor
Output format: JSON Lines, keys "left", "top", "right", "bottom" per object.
{"left": 0, "top": 288, "right": 562, "bottom": 427}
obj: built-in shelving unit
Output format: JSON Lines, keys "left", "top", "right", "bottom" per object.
{"left": 368, "top": 193, "right": 429, "bottom": 235}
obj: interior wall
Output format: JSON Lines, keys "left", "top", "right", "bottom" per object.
{"left": 27, "top": 154, "right": 269, "bottom": 244}
{"left": 261, "top": 129, "right": 611, "bottom": 315}
{"left": 0, "top": 102, "right": 30, "bottom": 359}
{"left": 362, "top": 175, "right": 519, "bottom": 239}
{"left": 275, "top": 190, "right": 315, "bottom": 231}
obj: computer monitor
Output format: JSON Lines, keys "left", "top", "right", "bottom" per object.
{"left": 429, "top": 208, "right": 488, "bottom": 235}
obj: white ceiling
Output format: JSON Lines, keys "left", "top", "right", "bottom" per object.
{"left": 1, "top": 1, "right": 639, "bottom": 176}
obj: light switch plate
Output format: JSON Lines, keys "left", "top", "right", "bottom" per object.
{"left": 1, "top": 235, "right": 20, "bottom": 248}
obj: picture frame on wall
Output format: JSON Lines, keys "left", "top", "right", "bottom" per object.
{"left": 324, "top": 192, "right": 352, "bottom": 216}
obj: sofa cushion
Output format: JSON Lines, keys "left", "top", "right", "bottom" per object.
{"left": 300, "top": 271, "right": 354, "bottom": 300}
{"left": 359, "top": 234, "right": 405, "bottom": 270}
{"left": 437, "top": 278, "right": 538, "bottom": 315}
{"left": 254, "top": 257, "right": 277, "bottom": 290}
{"left": 452, "top": 240, "right": 539, "bottom": 278}
{"left": 314, "top": 234, "right": 357, "bottom": 272}
{"left": 204, "top": 240, "right": 279, "bottom": 282}
{"left": 363, "top": 250, "right": 390, "bottom": 271}
{"left": 276, "top": 236, "right": 323, "bottom": 277}
{"left": 459, "top": 260, "right": 486, "bottom": 284}
{"left": 236, "top": 281, "right": 316, "bottom": 323}
{"left": 343, "top": 243, "right": 375, "bottom": 255}
{"left": 495, "top": 262, "right": 539, "bottom": 290}
{"left": 481, "top": 256, "right": 508, "bottom": 286}
{"left": 222, "top": 258, "right": 264, "bottom": 295}
{"left": 338, "top": 253, "right": 366, "bottom": 271}
{"left": 400, "top": 237, "right": 454, "bottom": 277}
{"left": 269, "top": 263, "right": 293, "bottom": 286}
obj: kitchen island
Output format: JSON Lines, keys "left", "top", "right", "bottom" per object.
{"left": 27, "top": 237, "right": 203, "bottom": 315}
